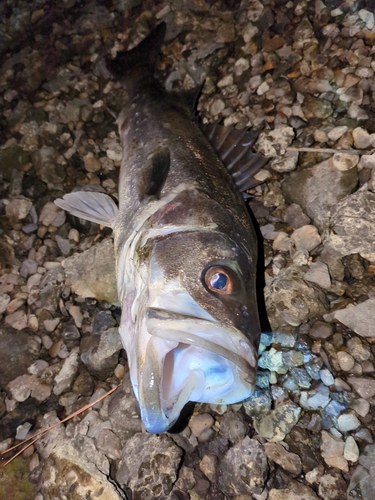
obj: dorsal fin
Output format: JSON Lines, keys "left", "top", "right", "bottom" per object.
{"left": 202, "top": 122, "right": 269, "bottom": 191}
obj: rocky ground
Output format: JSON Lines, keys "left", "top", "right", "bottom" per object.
{"left": 1, "top": 0, "right": 375, "bottom": 499}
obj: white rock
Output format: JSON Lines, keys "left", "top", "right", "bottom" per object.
{"left": 334, "top": 298, "right": 375, "bottom": 338}
{"left": 337, "top": 413, "right": 361, "bottom": 432}
{"left": 344, "top": 436, "right": 359, "bottom": 462}
{"left": 331, "top": 152, "right": 359, "bottom": 171}
{"left": 337, "top": 351, "right": 355, "bottom": 371}
{"left": 327, "top": 126, "right": 348, "bottom": 141}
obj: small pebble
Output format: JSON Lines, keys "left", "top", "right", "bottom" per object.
{"left": 189, "top": 413, "right": 214, "bottom": 439}
{"left": 337, "top": 351, "right": 355, "bottom": 371}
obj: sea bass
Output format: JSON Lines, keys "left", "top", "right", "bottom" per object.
{"left": 55, "top": 22, "right": 267, "bottom": 433}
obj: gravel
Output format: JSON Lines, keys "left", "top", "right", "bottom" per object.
{"left": 1, "top": 1, "right": 375, "bottom": 499}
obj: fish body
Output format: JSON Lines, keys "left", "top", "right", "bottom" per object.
{"left": 56, "top": 22, "right": 264, "bottom": 433}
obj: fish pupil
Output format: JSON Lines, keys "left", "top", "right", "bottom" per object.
{"left": 210, "top": 273, "right": 227, "bottom": 290}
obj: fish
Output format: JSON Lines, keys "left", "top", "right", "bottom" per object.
{"left": 55, "top": 22, "right": 268, "bottom": 433}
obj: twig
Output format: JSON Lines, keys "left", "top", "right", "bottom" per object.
{"left": 286, "top": 147, "right": 364, "bottom": 155}
{"left": 0, "top": 384, "right": 119, "bottom": 468}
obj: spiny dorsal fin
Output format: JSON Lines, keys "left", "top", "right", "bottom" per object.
{"left": 55, "top": 192, "right": 118, "bottom": 228}
{"left": 202, "top": 122, "right": 269, "bottom": 192}
{"left": 138, "top": 147, "right": 171, "bottom": 201}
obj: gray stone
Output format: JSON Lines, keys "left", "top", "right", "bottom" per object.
{"left": 265, "top": 265, "right": 327, "bottom": 331}
{"left": 291, "top": 225, "right": 321, "bottom": 252}
{"left": 218, "top": 436, "right": 268, "bottom": 497}
{"left": 0, "top": 327, "right": 38, "bottom": 386}
{"left": 253, "top": 401, "right": 301, "bottom": 442}
{"left": 283, "top": 203, "right": 311, "bottom": 229}
{"left": 347, "top": 444, "right": 375, "bottom": 500}
{"left": 116, "top": 433, "right": 182, "bottom": 497}
{"left": 337, "top": 413, "right": 361, "bottom": 432}
{"left": 304, "top": 262, "right": 331, "bottom": 289}
{"left": 347, "top": 377, "right": 375, "bottom": 399}
{"left": 40, "top": 433, "right": 123, "bottom": 500}
{"left": 344, "top": 436, "right": 359, "bottom": 462}
{"left": 219, "top": 411, "right": 247, "bottom": 443}
{"left": 323, "top": 190, "right": 375, "bottom": 263}
{"left": 62, "top": 239, "right": 117, "bottom": 303}
{"left": 53, "top": 349, "right": 80, "bottom": 396}
{"left": 282, "top": 158, "right": 358, "bottom": 230}
{"left": 81, "top": 327, "right": 122, "bottom": 380}
{"left": 334, "top": 298, "right": 375, "bottom": 338}
{"left": 270, "top": 151, "right": 299, "bottom": 172}
{"left": 318, "top": 471, "right": 347, "bottom": 500}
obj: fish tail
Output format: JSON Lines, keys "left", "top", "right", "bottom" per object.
{"left": 106, "top": 22, "right": 166, "bottom": 90}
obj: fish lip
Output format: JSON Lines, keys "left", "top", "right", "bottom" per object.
{"left": 145, "top": 306, "right": 257, "bottom": 383}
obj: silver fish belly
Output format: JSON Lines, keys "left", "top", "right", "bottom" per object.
{"left": 55, "top": 22, "right": 262, "bottom": 433}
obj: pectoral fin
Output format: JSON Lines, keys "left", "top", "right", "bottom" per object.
{"left": 55, "top": 191, "right": 118, "bottom": 228}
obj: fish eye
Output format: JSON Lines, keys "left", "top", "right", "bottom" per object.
{"left": 203, "top": 266, "right": 236, "bottom": 295}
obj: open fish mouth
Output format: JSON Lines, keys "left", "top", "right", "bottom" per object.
{"left": 136, "top": 308, "right": 257, "bottom": 433}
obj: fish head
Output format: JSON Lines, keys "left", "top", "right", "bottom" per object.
{"left": 122, "top": 228, "right": 260, "bottom": 433}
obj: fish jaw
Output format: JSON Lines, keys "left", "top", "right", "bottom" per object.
{"left": 119, "top": 283, "right": 257, "bottom": 434}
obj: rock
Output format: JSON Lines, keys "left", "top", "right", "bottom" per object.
{"left": 352, "top": 127, "right": 371, "bottom": 149}
{"left": 331, "top": 152, "right": 359, "bottom": 171}
{"left": 347, "top": 444, "right": 375, "bottom": 500}
{"left": 53, "top": 349, "right": 80, "bottom": 396}
{"left": 333, "top": 298, "right": 375, "bottom": 338}
{"left": 268, "top": 479, "right": 319, "bottom": 499}
{"left": 62, "top": 239, "right": 117, "bottom": 303}
{"left": 0, "top": 327, "right": 38, "bottom": 387}
{"left": 39, "top": 202, "right": 64, "bottom": 226}
{"left": 347, "top": 377, "right": 375, "bottom": 399}
{"left": 347, "top": 337, "right": 371, "bottom": 361}
{"left": 291, "top": 225, "right": 321, "bottom": 252}
{"left": 218, "top": 436, "right": 268, "bottom": 497}
{"left": 5, "top": 196, "right": 32, "bottom": 222}
{"left": 300, "top": 383, "right": 331, "bottom": 410}
{"left": 337, "top": 413, "right": 361, "bottom": 432}
{"left": 4, "top": 310, "right": 27, "bottom": 330}
{"left": 81, "top": 327, "right": 122, "bottom": 380}
{"left": 318, "top": 471, "right": 347, "bottom": 500}
{"left": 219, "top": 411, "right": 247, "bottom": 443}
{"left": 327, "top": 126, "right": 348, "bottom": 142}
{"left": 282, "top": 158, "right": 358, "bottom": 230}
{"left": 116, "top": 433, "right": 182, "bottom": 497}
{"left": 199, "top": 454, "right": 218, "bottom": 483}
{"left": 265, "top": 265, "right": 327, "bottom": 331}
{"left": 337, "top": 351, "right": 355, "bottom": 371}
{"left": 323, "top": 191, "right": 375, "bottom": 263}
{"left": 94, "top": 428, "right": 121, "bottom": 460}
{"left": 344, "top": 436, "right": 359, "bottom": 462}
{"left": 0, "top": 294, "right": 11, "bottom": 314}
{"left": 321, "top": 430, "right": 348, "bottom": 472}
{"left": 253, "top": 401, "right": 301, "bottom": 442}
{"left": 264, "top": 442, "right": 302, "bottom": 476}
{"left": 0, "top": 456, "right": 37, "bottom": 500}
{"left": 41, "top": 434, "right": 122, "bottom": 500}
{"left": 31, "top": 146, "right": 66, "bottom": 185}
{"left": 304, "top": 262, "right": 331, "bottom": 289}
{"left": 270, "top": 151, "right": 299, "bottom": 173}
{"left": 283, "top": 203, "right": 311, "bottom": 229}
{"left": 257, "top": 126, "right": 295, "bottom": 156}
{"left": 243, "top": 388, "right": 272, "bottom": 418}
{"left": 189, "top": 413, "right": 214, "bottom": 439}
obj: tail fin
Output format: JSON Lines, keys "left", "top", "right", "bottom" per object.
{"left": 106, "top": 22, "right": 167, "bottom": 92}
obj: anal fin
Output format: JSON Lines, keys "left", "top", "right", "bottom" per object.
{"left": 55, "top": 191, "right": 118, "bottom": 228}
{"left": 202, "top": 122, "right": 270, "bottom": 191}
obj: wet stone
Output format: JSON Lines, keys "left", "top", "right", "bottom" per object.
{"left": 337, "top": 413, "right": 361, "bottom": 433}
{"left": 344, "top": 436, "right": 359, "bottom": 462}
{"left": 189, "top": 413, "right": 214, "bottom": 439}
{"left": 219, "top": 411, "right": 247, "bottom": 443}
